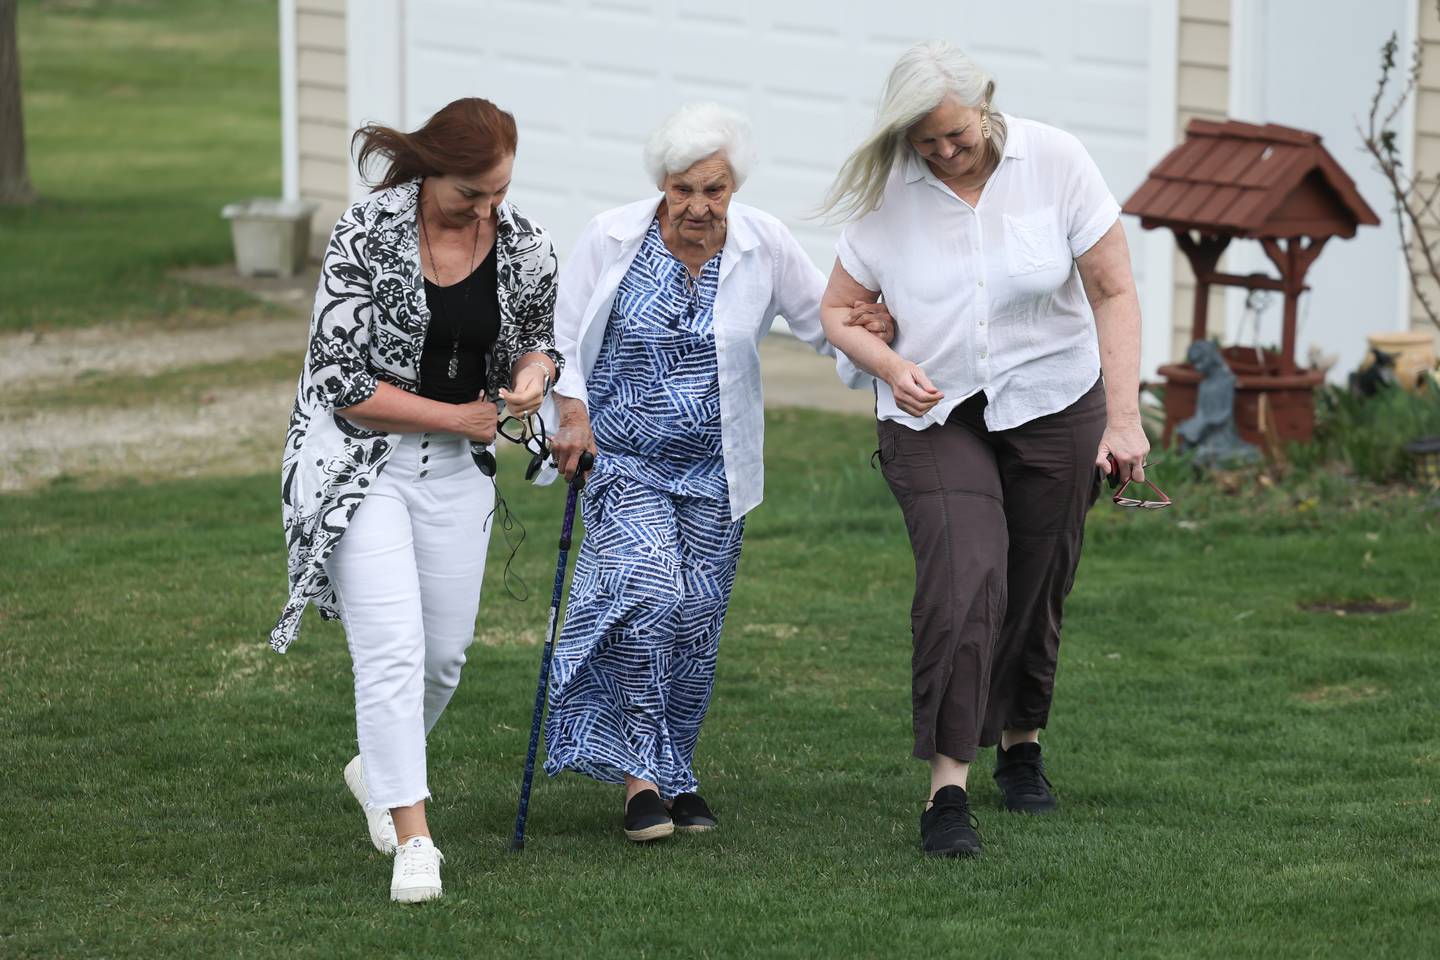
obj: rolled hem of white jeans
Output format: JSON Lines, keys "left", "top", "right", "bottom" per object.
{"left": 364, "top": 790, "right": 431, "bottom": 813}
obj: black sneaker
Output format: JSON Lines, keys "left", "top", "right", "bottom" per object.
{"left": 919, "top": 785, "right": 982, "bottom": 857}
{"left": 623, "top": 789, "right": 674, "bottom": 842}
{"left": 994, "top": 742, "right": 1059, "bottom": 814}
{"left": 669, "top": 793, "right": 718, "bottom": 832}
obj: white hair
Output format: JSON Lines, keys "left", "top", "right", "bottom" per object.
{"left": 819, "top": 39, "right": 1005, "bottom": 222}
{"left": 643, "top": 102, "right": 756, "bottom": 189}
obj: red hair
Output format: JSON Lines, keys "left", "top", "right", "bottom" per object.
{"left": 351, "top": 97, "right": 518, "bottom": 192}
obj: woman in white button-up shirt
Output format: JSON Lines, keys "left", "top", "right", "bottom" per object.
{"left": 820, "top": 41, "right": 1150, "bottom": 858}
{"left": 545, "top": 103, "right": 890, "bottom": 841}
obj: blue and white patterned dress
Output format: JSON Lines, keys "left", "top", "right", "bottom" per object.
{"left": 544, "top": 220, "right": 746, "bottom": 798}
{"left": 585, "top": 219, "right": 727, "bottom": 499}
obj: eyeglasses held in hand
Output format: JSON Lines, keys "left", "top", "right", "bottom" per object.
{"left": 1106, "top": 455, "right": 1173, "bottom": 509}
{"left": 497, "top": 412, "right": 551, "bottom": 482}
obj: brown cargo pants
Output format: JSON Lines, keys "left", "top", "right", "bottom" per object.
{"left": 876, "top": 379, "right": 1106, "bottom": 762}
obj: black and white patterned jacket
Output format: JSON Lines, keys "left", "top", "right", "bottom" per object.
{"left": 270, "top": 178, "right": 561, "bottom": 653}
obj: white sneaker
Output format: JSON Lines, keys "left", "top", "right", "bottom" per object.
{"left": 343, "top": 755, "right": 398, "bottom": 854}
{"left": 391, "top": 835, "right": 444, "bottom": 903}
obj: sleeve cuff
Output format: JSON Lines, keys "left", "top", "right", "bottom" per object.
{"left": 835, "top": 231, "right": 880, "bottom": 292}
{"left": 555, "top": 365, "right": 588, "bottom": 406}
{"left": 1070, "top": 196, "right": 1121, "bottom": 259}
{"left": 335, "top": 371, "right": 379, "bottom": 409}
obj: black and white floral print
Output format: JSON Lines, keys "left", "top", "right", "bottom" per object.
{"left": 270, "top": 178, "right": 561, "bottom": 653}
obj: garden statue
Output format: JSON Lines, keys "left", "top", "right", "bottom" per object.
{"left": 1176, "top": 340, "right": 1262, "bottom": 469}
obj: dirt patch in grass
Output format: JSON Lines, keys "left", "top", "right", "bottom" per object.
{"left": 0, "top": 310, "right": 303, "bottom": 393}
{"left": 1, "top": 381, "right": 293, "bottom": 491}
{"left": 1296, "top": 682, "right": 1388, "bottom": 705}
{"left": 8, "top": 353, "right": 301, "bottom": 414}
{"left": 1298, "top": 598, "right": 1413, "bottom": 615}
{"left": 743, "top": 623, "right": 801, "bottom": 640}
{"left": 477, "top": 627, "right": 542, "bottom": 648}
{"left": 0, "top": 292, "right": 308, "bottom": 491}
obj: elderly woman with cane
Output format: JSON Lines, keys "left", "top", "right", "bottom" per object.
{"left": 544, "top": 102, "right": 893, "bottom": 841}
{"left": 271, "top": 96, "right": 561, "bottom": 901}
{"left": 819, "top": 41, "right": 1150, "bottom": 857}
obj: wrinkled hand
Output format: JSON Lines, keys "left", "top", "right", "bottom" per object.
{"left": 552, "top": 396, "right": 598, "bottom": 481}
{"left": 844, "top": 300, "right": 897, "bottom": 344}
{"left": 498, "top": 363, "right": 549, "bottom": 417}
{"left": 452, "top": 393, "right": 499, "bottom": 444}
{"left": 885, "top": 359, "right": 944, "bottom": 417}
{"left": 1096, "top": 418, "right": 1150, "bottom": 483}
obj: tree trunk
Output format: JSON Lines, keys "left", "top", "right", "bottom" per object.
{"left": 0, "top": 0, "right": 36, "bottom": 205}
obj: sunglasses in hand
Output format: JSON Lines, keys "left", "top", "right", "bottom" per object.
{"left": 1105, "top": 454, "right": 1172, "bottom": 509}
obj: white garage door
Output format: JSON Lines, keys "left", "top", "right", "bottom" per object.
{"left": 348, "top": 0, "right": 1176, "bottom": 374}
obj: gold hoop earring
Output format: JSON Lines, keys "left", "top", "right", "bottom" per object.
{"left": 980, "top": 103, "right": 992, "bottom": 140}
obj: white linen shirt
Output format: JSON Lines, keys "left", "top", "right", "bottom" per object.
{"left": 836, "top": 115, "right": 1120, "bottom": 432}
{"left": 555, "top": 197, "right": 863, "bottom": 521}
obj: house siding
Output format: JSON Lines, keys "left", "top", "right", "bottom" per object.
{"left": 294, "top": 0, "right": 348, "bottom": 257}
{"left": 1410, "top": 1, "right": 1440, "bottom": 350}
{"left": 1171, "top": 0, "right": 1231, "bottom": 362}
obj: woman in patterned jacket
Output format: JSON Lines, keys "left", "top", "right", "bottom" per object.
{"left": 544, "top": 102, "right": 892, "bottom": 842}
{"left": 270, "top": 97, "right": 561, "bottom": 902}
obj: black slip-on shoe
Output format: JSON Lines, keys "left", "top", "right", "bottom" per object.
{"left": 994, "top": 741, "right": 1059, "bottom": 814}
{"left": 669, "top": 793, "right": 718, "bottom": 832}
{"left": 623, "top": 789, "right": 674, "bottom": 842}
{"left": 919, "top": 785, "right": 982, "bottom": 858}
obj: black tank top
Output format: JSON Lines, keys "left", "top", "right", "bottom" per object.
{"left": 418, "top": 245, "right": 501, "bottom": 403}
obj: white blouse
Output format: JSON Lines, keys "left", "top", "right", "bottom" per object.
{"left": 836, "top": 115, "right": 1120, "bottom": 432}
{"left": 555, "top": 197, "right": 863, "bottom": 521}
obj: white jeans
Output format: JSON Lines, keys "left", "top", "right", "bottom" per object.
{"left": 326, "top": 431, "right": 495, "bottom": 810}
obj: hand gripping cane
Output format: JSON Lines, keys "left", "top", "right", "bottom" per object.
{"left": 511, "top": 451, "right": 594, "bottom": 852}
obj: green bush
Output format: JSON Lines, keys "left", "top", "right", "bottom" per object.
{"left": 1306, "top": 375, "right": 1440, "bottom": 484}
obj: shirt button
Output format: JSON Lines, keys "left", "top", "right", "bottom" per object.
{"left": 978, "top": 279, "right": 985, "bottom": 287}
{"left": 979, "top": 318, "right": 987, "bottom": 326}
{"left": 420, "top": 470, "right": 428, "bottom": 478}
{"left": 421, "top": 440, "right": 429, "bottom": 449}
{"left": 980, "top": 352, "right": 989, "bottom": 360}
{"left": 421, "top": 455, "right": 429, "bottom": 464}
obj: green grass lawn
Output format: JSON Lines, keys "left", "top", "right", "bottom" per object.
{"left": 0, "top": 0, "right": 282, "bottom": 331}
{"left": 4, "top": 1, "right": 1438, "bottom": 956}
{"left": 3, "top": 408, "right": 1438, "bottom": 959}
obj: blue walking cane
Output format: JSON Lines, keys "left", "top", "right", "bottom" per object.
{"left": 511, "top": 450, "right": 594, "bottom": 852}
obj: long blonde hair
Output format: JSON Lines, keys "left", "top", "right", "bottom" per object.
{"left": 819, "top": 40, "right": 1005, "bottom": 222}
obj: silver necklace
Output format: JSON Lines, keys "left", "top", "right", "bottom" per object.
{"left": 419, "top": 200, "right": 481, "bottom": 380}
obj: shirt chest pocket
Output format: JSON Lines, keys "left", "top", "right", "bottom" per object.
{"left": 1003, "top": 209, "right": 1066, "bottom": 277}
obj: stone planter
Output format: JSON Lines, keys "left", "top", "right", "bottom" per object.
{"left": 1158, "top": 346, "right": 1324, "bottom": 448}
{"left": 221, "top": 199, "right": 317, "bottom": 277}
{"left": 1366, "top": 331, "right": 1437, "bottom": 392}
